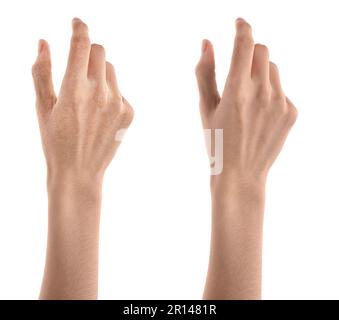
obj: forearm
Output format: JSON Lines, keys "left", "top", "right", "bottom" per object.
{"left": 40, "top": 173, "right": 102, "bottom": 300}
{"left": 204, "top": 175, "right": 266, "bottom": 300}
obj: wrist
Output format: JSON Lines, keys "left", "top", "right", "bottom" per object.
{"left": 210, "top": 170, "right": 266, "bottom": 221}
{"left": 47, "top": 170, "right": 103, "bottom": 220}
{"left": 47, "top": 169, "right": 103, "bottom": 195}
{"left": 211, "top": 170, "right": 266, "bottom": 199}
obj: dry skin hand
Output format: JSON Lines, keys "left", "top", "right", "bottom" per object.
{"left": 32, "top": 18, "right": 133, "bottom": 299}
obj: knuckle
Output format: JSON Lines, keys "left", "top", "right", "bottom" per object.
{"left": 287, "top": 106, "right": 298, "bottom": 124}
{"left": 235, "top": 34, "right": 254, "bottom": 50}
{"left": 226, "top": 76, "right": 245, "bottom": 91}
{"left": 124, "top": 104, "right": 134, "bottom": 123}
{"left": 255, "top": 84, "right": 270, "bottom": 103}
{"left": 31, "top": 61, "right": 49, "bottom": 79}
{"left": 230, "top": 91, "right": 247, "bottom": 108}
{"left": 280, "top": 104, "right": 297, "bottom": 126}
{"left": 94, "top": 90, "right": 107, "bottom": 106}
{"left": 195, "top": 63, "right": 202, "bottom": 77}
{"left": 72, "top": 34, "right": 90, "bottom": 48}
{"left": 68, "top": 90, "right": 85, "bottom": 106}
{"left": 31, "top": 62, "right": 40, "bottom": 77}
{"left": 225, "top": 82, "right": 248, "bottom": 107}
{"left": 233, "top": 92, "right": 246, "bottom": 105}
{"left": 195, "top": 62, "right": 210, "bottom": 81}
{"left": 111, "top": 95, "right": 123, "bottom": 110}
{"left": 115, "top": 98, "right": 134, "bottom": 124}
{"left": 88, "top": 80, "right": 108, "bottom": 105}
{"left": 271, "top": 92, "right": 286, "bottom": 104}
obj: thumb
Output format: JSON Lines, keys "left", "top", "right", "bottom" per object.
{"left": 195, "top": 39, "right": 220, "bottom": 115}
{"left": 32, "top": 40, "right": 56, "bottom": 114}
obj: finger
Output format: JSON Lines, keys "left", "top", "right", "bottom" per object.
{"left": 269, "top": 62, "right": 284, "bottom": 95}
{"left": 228, "top": 18, "right": 255, "bottom": 80}
{"left": 32, "top": 39, "right": 56, "bottom": 113}
{"left": 106, "top": 62, "right": 120, "bottom": 94}
{"left": 251, "top": 44, "right": 270, "bottom": 83}
{"left": 65, "top": 18, "right": 91, "bottom": 78}
{"left": 195, "top": 39, "right": 220, "bottom": 113}
{"left": 88, "top": 44, "right": 106, "bottom": 81}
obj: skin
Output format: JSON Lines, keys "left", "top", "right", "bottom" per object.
{"left": 195, "top": 18, "right": 297, "bottom": 299}
{"left": 32, "top": 18, "right": 133, "bottom": 299}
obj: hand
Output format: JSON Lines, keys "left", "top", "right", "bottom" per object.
{"left": 195, "top": 18, "right": 297, "bottom": 300}
{"left": 32, "top": 18, "right": 134, "bottom": 184}
{"left": 32, "top": 18, "right": 133, "bottom": 300}
{"left": 196, "top": 18, "right": 297, "bottom": 189}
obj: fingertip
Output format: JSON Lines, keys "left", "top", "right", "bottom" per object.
{"left": 106, "top": 61, "right": 115, "bottom": 73}
{"left": 32, "top": 39, "right": 55, "bottom": 107}
{"left": 72, "top": 17, "right": 88, "bottom": 34}
{"left": 235, "top": 17, "right": 252, "bottom": 35}
{"left": 236, "top": 17, "right": 246, "bottom": 25}
{"left": 38, "top": 39, "right": 44, "bottom": 54}
{"left": 202, "top": 38, "right": 215, "bottom": 55}
{"left": 72, "top": 17, "right": 84, "bottom": 27}
{"left": 37, "top": 39, "right": 49, "bottom": 55}
{"left": 255, "top": 43, "right": 269, "bottom": 54}
{"left": 235, "top": 17, "right": 249, "bottom": 26}
{"left": 35, "top": 40, "right": 51, "bottom": 69}
{"left": 88, "top": 43, "right": 106, "bottom": 80}
{"left": 201, "top": 39, "right": 209, "bottom": 54}
{"left": 72, "top": 17, "right": 82, "bottom": 23}
{"left": 199, "top": 39, "right": 215, "bottom": 64}
{"left": 269, "top": 61, "right": 279, "bottom": 73}
{"left": 91, "top": 43, "right": 105, "bottom": 53}
{"left": 195, "top": 40, "right": 219, "bottom": 109}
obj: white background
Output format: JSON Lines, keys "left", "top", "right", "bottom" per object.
{"left": 0, "top": 0, "right": 338, "bottom": 299}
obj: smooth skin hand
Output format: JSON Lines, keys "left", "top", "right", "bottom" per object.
{"left": 32, "top": 18, "right": 133, "bottom": 299}
{"left": 195, "top": 18, "right": 297, "bottom": 299}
